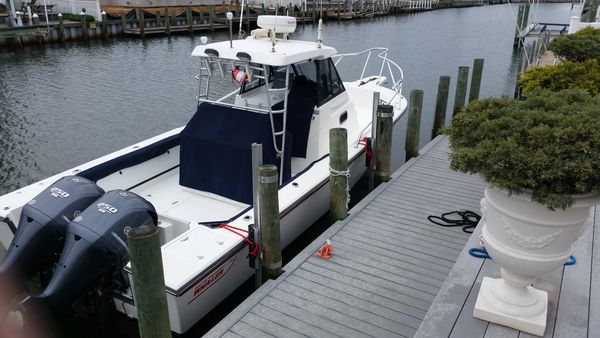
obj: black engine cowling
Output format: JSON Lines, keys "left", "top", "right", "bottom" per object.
{"left": 0, "top": 176, "right": 105, "bottom": 284}
{"left": 33, "top": 189, "right": 157, "bottom": 319}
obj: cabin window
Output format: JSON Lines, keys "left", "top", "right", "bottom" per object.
{"left": 271, "top": 66, "right": 292, "bottom": 89}
{"left": 316, "top": 58, "right": 345, "bottom": 105}
{"left": 240, "top": 63, "right": 267, "bottom": 94}
{"left": 240, "top": 65, "right": 291, "bottom": 94}
{"left": 291, "top": 58, "right": 345, "bottom": 107}
{"left": 241, "top": 77, "right": 265, "bottom": 94}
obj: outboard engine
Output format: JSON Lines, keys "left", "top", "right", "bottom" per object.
{"left": 33, "top": 189, "right": 157, "bottom": 319}
{"left": 0, "top": 176, "right": 104, "bottom": 285}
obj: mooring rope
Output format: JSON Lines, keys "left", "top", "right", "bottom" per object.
{"left": 329, "top": 166, "right": 350, "bottom": 210}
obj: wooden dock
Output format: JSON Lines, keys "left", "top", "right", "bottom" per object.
{"left": 415, "top": 195, "right": 599, "bottom": 337}
{"left": 205, "top": 135, "right": 487, "bottom": 337}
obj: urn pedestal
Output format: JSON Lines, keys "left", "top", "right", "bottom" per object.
{"left": 473, "top": 185, "right": 598, "bottom": 336}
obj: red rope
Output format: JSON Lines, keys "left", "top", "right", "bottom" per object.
{"left": 358, "top": 136, "right": 375, "bottom": 164}
{"left": 219, "top": 223, "right": 259, "bottom": 257}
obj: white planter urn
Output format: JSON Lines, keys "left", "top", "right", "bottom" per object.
{"left": 473, "top": 185, "right": 599, "bottom": 336}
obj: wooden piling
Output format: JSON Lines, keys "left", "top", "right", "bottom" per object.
{"left": 165, "top": 6, "right": 170, "bottom": 35}
{"left": 101, "top": 12, "right": 108, "bottom": 38}
{"left": 522, "top": 3, "right": 530, "bottom": 32}
{"left": 209, "top": 5, "right": 215, "bottom": 33}
{"left": 80, "top": 13, "right": 89, "bottom": 40}
{"left": 337, "top": 2, "right": 341, "bottom": 22}
{"left": 452, "top": 66, "right": 469, "bottom": 117}
{"left": 513, "top": 4, "right": 524, "bottom": 47}
{"left": 375, "top": 105, "right": 393, "bottom": 183}
{"left": 155, "top": 11, "right": 161, "bottom": 27}
{"left": 432, "top": 76, "right": 450, "bottom": 140}
{"left": 120, "top": 13, "right": 127, "bottom": 33}
{"left": 127, "top": 225, "right": 171, "bottom": 338}
{"left": 468, "top": 58, "right": 484, "bottom": 102}
{"left": 58, "top": 14, "right": 65, "bottom": 42}
{"left": 406, "top": 90, "right": 423, "bottom": 162}
{"left": 137, "top": 7, "right": 145, "bottom": 37}
{"left": 246, "top": 4, "right": 251, "bottom": 34}
{"left": 186, "top": 6, "right": 193, "bottom": 34}
{"left": 330, "top": 128, "right": 349, "bottom": 221}
{"left": 259, "top": 165, "right": 282, "bottom": 281}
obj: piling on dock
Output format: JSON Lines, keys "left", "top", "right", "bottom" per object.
{"left": 259, "top": 164, "right": 282, "bottom": 281}
{"left": 469, "top": 58, "right": 484, "bottom": 102}
{"left": 374, "top": 105, "right": 393, "bottom": 184}
{"left": 127, "top": 225, "right": 171, "bottom": 338}
{"left": 452, "top": 66, "right": 469, "bottom": 117}
{"left": 330, "top": 128, "right": 349, "bottom": 221}
{"left": 405, "top": 89, "right": 423, "bottom": 161}
{"left": 432, "top": 75, "right": 450, "bottom": 139}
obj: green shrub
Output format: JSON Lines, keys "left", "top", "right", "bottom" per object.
{"left": 519, "top": 59, "right": 600, "bottom": 96}
{"left": 446, "top": 89, "right": 600, "bottom": 209}
{"left": 61, "top": 13, "right": 96, "bottom": 22}
{"left": 548, "top": 27, "right": 600, "bottom": 62}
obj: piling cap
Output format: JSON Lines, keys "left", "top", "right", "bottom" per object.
{"left": 57, "top": 13, "right": 62, "bottom": 17}
{"left": 32, "top": 13, "right": 38, "bottom": 18}
{"left": 101, "top": 10, "right": 106, "bottom": 15}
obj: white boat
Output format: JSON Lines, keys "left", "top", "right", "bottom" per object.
{"left": 0, "top": 16, "right": 407, "bottom": 333}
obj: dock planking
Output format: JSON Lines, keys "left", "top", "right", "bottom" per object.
{"left": 205, "top": 135, "right": 487, "bottom": 338}
{"left": 414, "top": 189, "right": 599, "bottom": 337}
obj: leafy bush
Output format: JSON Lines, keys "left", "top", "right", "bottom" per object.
{"left": 446, "top": 89, "right": 600, "bottom": 209}
{"left": 61, "top": 13, "right": 96, "bottom": 22}
{"left": 548, "top": 27, "right": 600, "bottom": 62}
{"left": 519, "top": 59, "right": 600, "bottom": 96}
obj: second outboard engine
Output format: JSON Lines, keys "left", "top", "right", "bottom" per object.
{"left": 33, "top": 189, "right": 157, "bottom": 319}
{"left": 0, "top": 176, "right": 104, "bottom": 284}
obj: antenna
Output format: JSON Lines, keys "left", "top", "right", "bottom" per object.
{"left": 317, "top": 19, "right": 323, "bottom": 48}
{"left": 238, "top": 0, "right": 245, "bottom": 39}
{"left": 272, "top": 1, "right": 280, "bottom": 52}
{"left": 227, "top": 12, "right": 234, "bottom": 48}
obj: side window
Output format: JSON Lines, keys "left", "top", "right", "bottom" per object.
{"left": 315, "top": 58, "right": 346, "bottom": 106}
{"left": 294, "top": 60, "right": 318, "bottom": 83}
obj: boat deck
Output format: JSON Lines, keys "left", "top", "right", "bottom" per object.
{"left": 204, "top": 135, "right": 488, "bottom": 337}
{"left": 130, "top": 167, "right": 248, "bottom": 227}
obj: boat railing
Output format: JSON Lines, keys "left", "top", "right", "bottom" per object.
{"left": 332, "top": 47, "right": 404, "bottom": 96}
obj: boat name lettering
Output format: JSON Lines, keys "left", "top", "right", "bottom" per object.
{"left": 97, "top": 202, "right": 118, "bottom": 214}
{"left": 50, "top": 187, "right": 70, "bottom": 198}
{"left": 193, "top": 268, "right": 224, "bottom": 297}
{"left": 188, "top": 255, "right": 237, "bottom": 304}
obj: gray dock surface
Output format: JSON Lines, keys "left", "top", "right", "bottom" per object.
{"left": 205, "top": 135, "right": 487, "bottom": 337}
{"left": 415, "top": 200, "right": 599, "bottom": 337}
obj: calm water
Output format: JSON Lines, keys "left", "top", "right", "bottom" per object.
{"left": 0, "top": 3, "right": 575, "bottom": 337}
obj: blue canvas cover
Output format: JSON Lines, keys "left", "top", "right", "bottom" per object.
{"left": 179, "top": 103, "right": 291, "bottom": 205}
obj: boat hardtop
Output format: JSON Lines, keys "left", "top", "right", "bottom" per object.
{"left": 191, "top": 36, "right": 337, "bottom": 66}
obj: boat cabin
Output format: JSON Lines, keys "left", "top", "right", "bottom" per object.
{"left": 189, "top": 16, "right": 361, "bottom": 197}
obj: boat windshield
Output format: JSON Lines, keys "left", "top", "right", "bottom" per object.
{"left": 239, "top": 58, "right": 345, "bottom": 107}
{"left": 240, "top": 65, "right": 289, "bottom": 94}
